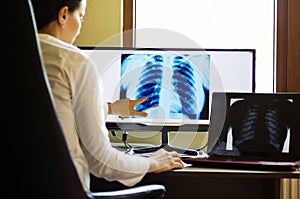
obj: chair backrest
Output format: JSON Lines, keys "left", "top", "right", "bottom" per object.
{"left": 6, "top": 1, "right": 166, "bottom": 199}
{"left": 8, "top": 0, "right": 89, "bottom": 198}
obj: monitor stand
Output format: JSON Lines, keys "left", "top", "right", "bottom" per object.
{"left": 131, "top": 129, "right": 200, "bottom": 156}
{"left": 107, "top": 122, "right": 207, "bottom": 156}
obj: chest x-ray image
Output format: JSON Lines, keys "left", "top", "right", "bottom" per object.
{"left": 120, "top": 52, "right": 210, "bottom": 121}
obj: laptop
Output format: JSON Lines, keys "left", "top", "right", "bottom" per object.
{"left": 183, "top": 92, "right": 300, "bottom": 171}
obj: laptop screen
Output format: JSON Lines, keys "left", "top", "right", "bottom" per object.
{"left": 207, "top": 92, "right": 300, "bottom": 161}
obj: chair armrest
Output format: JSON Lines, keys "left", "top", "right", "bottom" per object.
{"left": 87, "top": 184, "right": 166, "bottom": 199}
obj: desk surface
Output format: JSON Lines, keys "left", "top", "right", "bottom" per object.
{"left": 90, "top": 166, "right": 299, "bottom": 199}
{"left": 144, "top": 166, "right": 299, "bottom": 199}
{"left": 172, "top": 165, "right": 300, "bottom": 179}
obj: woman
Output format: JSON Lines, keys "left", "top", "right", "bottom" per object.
{"left": 31, "top": 0, "right": 184, "bottom": 192}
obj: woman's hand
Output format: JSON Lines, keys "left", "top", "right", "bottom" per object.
{"left": 108, "top": 98, "right": 148, "bottom": 118}
{"left": 147, "top": 149, "right": 184, "bottom": 173}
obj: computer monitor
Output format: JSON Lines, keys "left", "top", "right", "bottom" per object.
{"left": 79, "top": 47, "right": 255, "bottom": 126}
{"left": 207, "top": 92, "right": 300, "bottom": 161}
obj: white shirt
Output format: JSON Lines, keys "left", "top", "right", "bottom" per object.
{"left": 38, "top": 34, "right": 149, "bottom": 191}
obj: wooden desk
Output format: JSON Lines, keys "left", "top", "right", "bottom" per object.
{"left": 90, "top": 166, "right": 300, "bottom": 199}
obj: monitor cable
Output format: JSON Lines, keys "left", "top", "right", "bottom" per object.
{"left": 194, "top": 142, "right": 208, "bottom": 157}
{"left": 110, "top": 130, "right": 134, "bottom": 155}
{"left": 195, "top": 142, "right": 208, "bottom": 152}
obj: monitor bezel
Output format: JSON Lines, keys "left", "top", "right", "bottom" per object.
{"left": 78, "top": 46, "right": 256, "bottom": 127}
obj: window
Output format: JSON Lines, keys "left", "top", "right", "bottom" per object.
{"left": 128, "top": 0, "right": 275, "bottom": 92}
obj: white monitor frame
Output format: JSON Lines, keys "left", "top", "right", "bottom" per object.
{"left": 79, "top": 47, "right": 255, "bottom": 125}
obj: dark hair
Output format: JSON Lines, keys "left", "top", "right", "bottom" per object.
{"left": 31, "top": 0, "right": 82, "bottom": 30}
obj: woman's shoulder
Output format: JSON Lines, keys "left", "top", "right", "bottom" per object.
{"left": 38, "top": 34, "right": 95, "bottom": 75}
{"left": 38, "top": 33, "right": 88, "bottom": 60}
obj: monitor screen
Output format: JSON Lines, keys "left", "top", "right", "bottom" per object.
{"left": 207, "top": 92, "right": 300, "bottom": 160}
{"left": 79, "top": 47, "right": 255, "bottom": 125}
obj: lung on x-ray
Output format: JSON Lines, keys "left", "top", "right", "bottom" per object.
{"left": 119, "top": 53, "right": 210, "bottom": 121}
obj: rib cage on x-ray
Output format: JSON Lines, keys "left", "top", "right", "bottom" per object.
{"left": 135, "top": 55, "right": 163, "bottom": 110}
{"left": 120, "top": 53, "right": 210, "bottom": 120}
{"left": 172, "top": 56, "right": 198, "bottom": 119}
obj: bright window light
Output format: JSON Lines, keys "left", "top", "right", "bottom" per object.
{"left": 135, "top": 0, "right": 275, "bottom": 92}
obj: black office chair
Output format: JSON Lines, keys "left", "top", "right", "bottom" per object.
{"left": 6, "top": 0, "right": 166, "bottom": 198}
